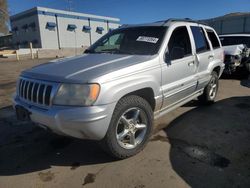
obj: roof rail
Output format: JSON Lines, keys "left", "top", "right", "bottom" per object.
{"left": 117, "top": 18, "right": 209, "bottom": 29}
{"left": 160, "top": 18, "right": 208, "bottom": 26}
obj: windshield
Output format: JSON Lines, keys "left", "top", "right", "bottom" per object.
{"left": 219, "top": 36, "right": 250, "bottom": 48}
{"left": 86, "top": 26, "right": 167, "bottom": 55}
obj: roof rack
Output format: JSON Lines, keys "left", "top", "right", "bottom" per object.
{"left": 119, "top": 18, "right": 209, "bottom": 29}
{"left": 160, "top": 18, "right": 208, "bottom": 26}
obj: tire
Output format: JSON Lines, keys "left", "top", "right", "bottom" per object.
{"left": 100, "top": 95, "right": 153, "bottom": 159}
{"left": 198, "top": 71, "right": 219, "bottom": 105}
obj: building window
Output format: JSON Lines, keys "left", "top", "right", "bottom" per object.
{"left": 22, "top": 24, "right": 28, "bottom": 32}
{"left": 22, "top": 41, "right": 28, "bottom": 48}
{"left": 96, "top": 26, "right": 104, "bottom": 34}
{"left": 29, "top": 22, "right": 36, "bottom": 31}
{"left": 67, "top": 24, "right": 77, "bottom": 31}
{"left": 32, "top": 39, "right": 38, "bottom": 44}
{"left": 46, "top": 22, "right": 57, "bottom": 31}
{"left": 32, "top": 39, "right": 38, "bottom": 48}
{"left": 12, "top": 27, "right": 19, "bottom": 35}
{"left": 82, "top": 25, "right": 91, "bottom": 32}
{"left": 16, "top": 42, "right": 20, "bottom": 48}
{"left": 13, "top": 26, "right": 18, "bottom": 32}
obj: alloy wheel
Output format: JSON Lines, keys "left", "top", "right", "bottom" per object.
{"left": 116, "top": 107, "right": 148, "bottom": 149}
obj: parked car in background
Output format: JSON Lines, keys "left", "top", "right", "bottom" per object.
{"left": 219, "top": 34, "right": 250, "bottom": 74}
{"left": 13, "top": 19, "right": 224, "bottom": 159}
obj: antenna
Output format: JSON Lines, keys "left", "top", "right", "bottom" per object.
{"left": 67, "top": 0, "right": 73, "bottom": 11}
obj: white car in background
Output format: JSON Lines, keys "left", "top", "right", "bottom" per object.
{"left": 219, "top": 34, "right": 250, "bottom": 74}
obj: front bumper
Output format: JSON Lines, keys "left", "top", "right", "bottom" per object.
{"left": 13, "top": 95, "right": 116, "bottom": 140}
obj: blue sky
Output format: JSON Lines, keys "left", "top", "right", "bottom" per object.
{"left": 8, "top": 0, "right": 250, "bottom": 24}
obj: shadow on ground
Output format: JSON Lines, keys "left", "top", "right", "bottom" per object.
{"left": 0, "top": 106, "right": 113, "bottom": 176}
{"left": 220, "top": 70, "right": 250, "bottom": 89}
{"left": 241, "top": 79, "right": 250, "bottom": 88}
{"left": 161, "top": 96, "right": 250, "bottom": 188}
{"left": 220, "top": 68, "right": 249, "bottom": 80}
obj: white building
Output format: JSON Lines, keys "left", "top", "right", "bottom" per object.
{"left": 10, "top": 7, "right": 120, "bottom": 49}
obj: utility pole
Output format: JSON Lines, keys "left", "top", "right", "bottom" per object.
{"left": 0, "top": 0, "right": 9, "bottom": 34}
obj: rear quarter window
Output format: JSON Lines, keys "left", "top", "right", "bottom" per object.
{"left": 206, "top": 30, "right": 220, "bottom": 49}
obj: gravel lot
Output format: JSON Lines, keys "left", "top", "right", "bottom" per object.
{"left": 0, "top": 58, "right": 249, "bottom": 188}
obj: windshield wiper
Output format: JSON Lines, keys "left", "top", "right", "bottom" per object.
{"left": 84, "top": 49, "right": 110, "bottom": 54}
{"left": 86, "top": 48, "right": 135, "bottom": 55}
{"left": 99, "top": 49, "right": 135, "bottom": 55}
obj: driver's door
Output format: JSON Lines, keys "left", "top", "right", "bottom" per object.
{"left": 161, "top": 26, "right": 198, "bottom": 109}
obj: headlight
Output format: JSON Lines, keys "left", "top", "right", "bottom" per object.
{"left": 53, "top": 83, "right": 100, "bottom": 106}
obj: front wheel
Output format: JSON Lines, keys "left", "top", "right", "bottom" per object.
{"left": 198, "top": 71, "right": 219, "bottom": 105}
{"left": 100, "top": 95, "right": 153, "bottom": 159}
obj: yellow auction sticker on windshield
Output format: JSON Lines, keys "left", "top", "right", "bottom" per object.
{"left": 136, "top": 36, "right": 159, "bottom": 44}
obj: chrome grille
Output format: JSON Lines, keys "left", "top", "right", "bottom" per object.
{"left": 18, "top": 78, "right": 55, "bottom": 107}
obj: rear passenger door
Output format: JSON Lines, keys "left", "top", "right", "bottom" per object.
{"left": 205, "top": 28, "right": 223, "bottom": 67}
{"left": 190, "top": 26, "right": 213, "bottom": 90}
{"left": 161, "top": 26, "right": 197, "bottom": 108}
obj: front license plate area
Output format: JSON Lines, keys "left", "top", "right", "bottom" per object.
{"left": 16, "top": 105, "right": 31, "bottom": 121}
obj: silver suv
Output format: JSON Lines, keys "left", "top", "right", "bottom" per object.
{"left": 13, "top": 19, "right": 225, "bottom": 158}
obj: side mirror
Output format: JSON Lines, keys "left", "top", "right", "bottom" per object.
{"left": 164, "top": 51, "right": 171, "bottom": 64}
{"left": 169, "top": 47, "right": 185, "bottom": 60}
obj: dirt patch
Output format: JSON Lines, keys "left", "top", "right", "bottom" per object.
{"left": 171, "top": 138, "right": 230, "bottom": 168}
{"left": 38, "top": 171, "right": 55, "bottom": 182}
{"left": 150, "top": 135, "right": 169, "bottom": 142}
{"left": 134, "top": 184, "right": 146, "bottom": 188}
{"left": 82, "top": 166, "right": 106, "bottom": 186}
{"left": 182, "top": 145, "right": 230, "bottom": 168}
{"left": 82, "top": 173, "right": 96, "bottom": 186}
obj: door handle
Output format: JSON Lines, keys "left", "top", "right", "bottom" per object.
{"left": 188, "top": 61, "right": 195, "bottom": 66}
{"left": 208, "top": 55, "right": 214, "bottom": 59}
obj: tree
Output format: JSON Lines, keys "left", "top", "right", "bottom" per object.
{"left": 0, "top": 0, "right": 9, "bottom": 35}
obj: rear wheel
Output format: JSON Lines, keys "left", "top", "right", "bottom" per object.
{"left": 198, "top": 71, "right": 219, "bottom": 104}
{"left": 100, "top": 95, "right": 153, "bottom": 159}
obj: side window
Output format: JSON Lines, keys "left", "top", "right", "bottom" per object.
{"left": 191, "top": 26, "right": 209, "bottom": 53}
{"left": 168, "top": 26, "right": 192, "bottom": 61}
{"left": 206, "top": 30, "right": 220, "bottom": 48}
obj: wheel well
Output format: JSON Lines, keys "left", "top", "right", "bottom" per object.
{"left": 123, "top": 88, "right": 156, "bottom": 110}
{"left": 213, "top": 66, "right": 221, "bottom": 76}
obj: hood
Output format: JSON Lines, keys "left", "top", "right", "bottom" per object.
{"left": 223, "top": 44, "right": 246, "bottom": 56}
{"left": 21, "top": 54, "right": 155, "bottom": 83}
